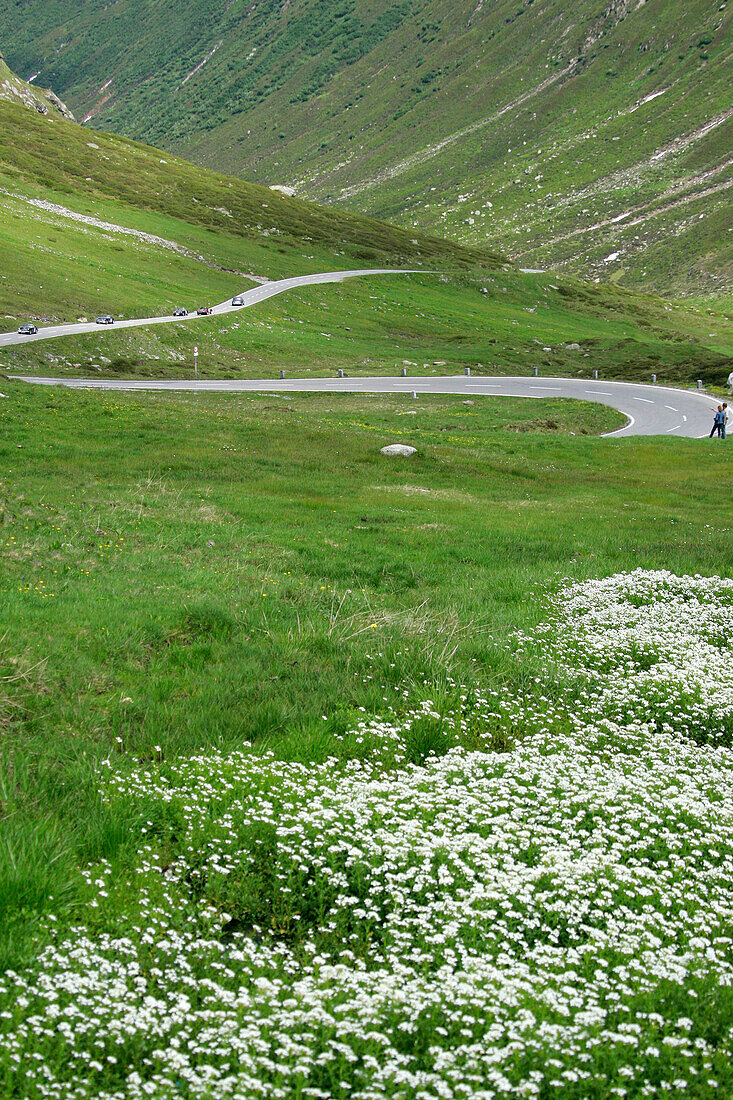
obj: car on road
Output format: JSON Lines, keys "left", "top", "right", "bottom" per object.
{"left": 173, "top": 307, "right": 188, "bottom": 317}
{"left": 17, "top": 323, "right": 38, "bottom": 335}
{"left": 196, "top": 306, "right": 213, "bottom": 316}
{"left": 95, "top": 314, "right": 114, "bottom": 325}
{"left": 231, "top": 295, "right": 245, "bottom": 306}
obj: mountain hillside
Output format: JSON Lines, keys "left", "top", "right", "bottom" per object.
{"left": 1, "top": 0, "right": 730, "bottom": 296}
{"left": 0, "top": 95, "right": 730, "bottom": 388}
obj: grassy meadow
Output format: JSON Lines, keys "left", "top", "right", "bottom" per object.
{"left": 0, "top": 17, "right": 731, "bottom": 1095}
{"left": 1, "top": 379, "right": 733, "bottom": 1096}
{"left": 1, "top": 378, "right": 731, "bottom": 964}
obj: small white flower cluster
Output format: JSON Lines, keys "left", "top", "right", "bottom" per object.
{"left": 1, "top": 571, "right": 732, "bottom": 1098}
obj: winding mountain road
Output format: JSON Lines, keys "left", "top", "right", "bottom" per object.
{"left": 1, "top": 268, "right": 718, "bottom": 438}
{"left": 0, "top": 269, "right": 415, "bottom": 349}
{"left": 10, "top": 373, "right": 716, "bottom": 438}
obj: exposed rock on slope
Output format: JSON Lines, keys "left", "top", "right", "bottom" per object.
{"left": 0, "top": 52, "right": 74, "bottom": 119}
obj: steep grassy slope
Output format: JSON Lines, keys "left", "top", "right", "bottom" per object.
{"left": 0, "top": 99, "right": 731, "bottom": 386}
{"left": 2, "top": 0, "right": 730, "bottom": 295}
{"left": 0, "top": 93, "right": 494, "bottom": 333}
{"left": 0, "top": 99, "right": 485, "bottom": 271}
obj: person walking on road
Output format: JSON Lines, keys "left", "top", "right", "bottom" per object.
{"left": 709, "top": 405, "right": 725, "bottom": 438}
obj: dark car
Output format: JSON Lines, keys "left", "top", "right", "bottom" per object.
{"left": 95, "top": 314, "right": 114, "bottom": 325}
{"left": 196, "top": 306, "right": 213, "bottom": 316}
{"left": 231, "top": 295, "right": 245, "bottom": 306}
{"left": 17, "top": 323, "right": 38, "bottom": 335}
{"left": 173, "top": 307, "right": 188, "bottom": 317}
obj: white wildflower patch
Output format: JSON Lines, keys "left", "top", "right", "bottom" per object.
{"left": 1, "top": 571, "right": 732, "bottom": 1098}
{"left": 526, "top": 569, "right": 733, "bottom": 746}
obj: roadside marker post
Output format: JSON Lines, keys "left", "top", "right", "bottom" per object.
{"left": 532, "top": 365, "right": 538, "bottom": 376}
{"left": 194, "top": 346, "right": 198, "bottom": 380}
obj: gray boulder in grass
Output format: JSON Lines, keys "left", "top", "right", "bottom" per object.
{"left": 381, "top": 444, "right": 417, "bottom": 456}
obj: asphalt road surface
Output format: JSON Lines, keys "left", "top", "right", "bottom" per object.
{"left": 1, "top": 267, "right": 718, "bottom": 437}
{"left": 9, "top": 373, "right": 716, "bottom": 438}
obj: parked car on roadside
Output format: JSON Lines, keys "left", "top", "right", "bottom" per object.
{"left": 196, "top": 306, "right": 213, "bottom": 316}
{"left": 231, "top": 295, "right": 244, "bottom": 306}
{"left": 95, "top": 314, "right": 114, "bottom": 325}
{"left": 173, "top": 307, "right": 188, "bottom": 317}
{"left": 17, "top": 323, "right": 38, "bottom": 335}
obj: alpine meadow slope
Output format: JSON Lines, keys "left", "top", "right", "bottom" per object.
{"left": 1, "top": 0, "right": 731, "bottom": 296}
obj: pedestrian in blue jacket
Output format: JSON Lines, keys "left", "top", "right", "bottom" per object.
{"left": 709, "top": 406, "right": 725, "bottom": 438}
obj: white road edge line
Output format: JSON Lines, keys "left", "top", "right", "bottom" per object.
{"left": 604, "top": 413, "right": 636, "bottom": 437}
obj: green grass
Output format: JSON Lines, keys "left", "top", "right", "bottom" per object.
{"left": 1, "top": 378, "right": 731, "bottom": 967}
{"left": 1, "top": 30, "right": 732, "bottom": 1094}
{"left": 0, "top": 98, "right": 492, "bottom": 272}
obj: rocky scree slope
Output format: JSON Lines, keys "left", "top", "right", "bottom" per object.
{"left": 1, "top": 0, "right": 730, "bottom": 297}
